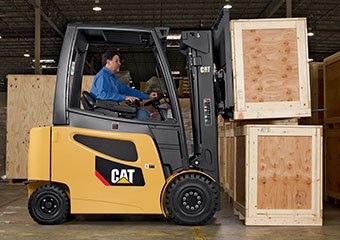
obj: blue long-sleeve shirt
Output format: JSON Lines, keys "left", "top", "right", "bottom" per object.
{"left": 90, "top": 67, "right": 149, "bottom": 102}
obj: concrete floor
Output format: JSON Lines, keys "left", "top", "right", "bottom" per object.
{"left": 1, "top": 183, "right": 340, "bottom": 240}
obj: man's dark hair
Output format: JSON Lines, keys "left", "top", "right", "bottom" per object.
{"left": 102, "top": 49, "right": 121, "bottom": 66}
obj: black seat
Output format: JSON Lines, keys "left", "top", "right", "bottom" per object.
{"left": 81, "top": 91, "right": 137, "bottom": 118}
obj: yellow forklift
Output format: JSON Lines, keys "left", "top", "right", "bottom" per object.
{"left": 26, "top": 8, "right": 234, "bottom": 225}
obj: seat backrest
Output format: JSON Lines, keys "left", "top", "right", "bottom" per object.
{"left": 82, "top": 91, "right": 96, "bottom": 110}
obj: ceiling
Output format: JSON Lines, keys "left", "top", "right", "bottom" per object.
{"left": 0, "top": 0, "right": 339, "bottom": 91}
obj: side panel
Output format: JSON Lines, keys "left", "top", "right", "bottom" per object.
{"left": 51, "top": 127, "right": 165, "bottom": 214}
{"left": 28, "top": 127, "right": 51, "bottom": 181}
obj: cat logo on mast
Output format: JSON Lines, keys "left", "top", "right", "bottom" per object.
{"left": 111, "top": 169, "right": 135, "bottom": 184}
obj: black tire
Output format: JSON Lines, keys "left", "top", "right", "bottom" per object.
{"left": 165, "top": 173, "right": 218, "bottom": 225}
{"left": 28, "top": 184, "right": 70, "bottom": 225}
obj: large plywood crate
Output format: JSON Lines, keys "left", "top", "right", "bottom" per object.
{"left": 230, "top": 18, "right": 311, "bottom": 120}
{"left": 324, "top": 51, "right": 340, "bottom": 123}
{"left": 233, "top": 125, "right": 322, "bottom": 225}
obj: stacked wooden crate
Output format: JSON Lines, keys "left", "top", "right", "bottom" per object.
{"left": 323, "top": 51, "right": 340, "bottom": 202}
{"left": 218, "top": 18, "right": 323, "bottom": 225}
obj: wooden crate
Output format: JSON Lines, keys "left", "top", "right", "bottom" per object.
{"left": 219, "top": 118, "right": 298, "bottom": 197}
{"left": 324, "top": 51, "right": 340, "bottom": 123}
{"left": 299, "top": 62, "right": 324, "bottom": 125}
{"left": 233, "top": 125, "right": 322, "bottom": 225}
{"left": 6, "top": 75, "right": 94, "bottom": 179}
{"left": 230, "top": 18, "right": 311, "bottom": 120}
{"left": 324, "top": 128, "right": 340, "bottom": 200}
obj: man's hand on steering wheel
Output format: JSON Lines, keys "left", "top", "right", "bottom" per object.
{"left": 125, "top": 96, "right": 140, "bottom": 103}
{"left": 144, "top": 93, "right": 165, "bottom": 107}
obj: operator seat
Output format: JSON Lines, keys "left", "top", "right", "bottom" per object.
{"left": 81, "top": 91, "right": 137, "bottom": 118}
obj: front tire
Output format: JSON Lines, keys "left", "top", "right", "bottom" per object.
{"left": 165, "top": 173, "right": 218, "bottom": 225}
{"left": 28, "top": 184, "right": 70, "bottom": 225}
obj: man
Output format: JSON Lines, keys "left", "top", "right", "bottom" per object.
{"left": 90, "top": 50, "right": 157, "bottom": 120}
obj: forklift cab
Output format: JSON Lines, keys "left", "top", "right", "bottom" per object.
{"left": 53, "top": 25, "right": 189, "bottom": 177}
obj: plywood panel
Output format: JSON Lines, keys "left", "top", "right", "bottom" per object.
{"left": 257, "top": 136, "right": 312, "bottom": 209}
{"left": 243, "top": 29, "right": 299, "bottom": 103}
{"left": 7, "top": 75, "right": 56, "bottom": 179}
{"left": 7, "top": 75, "right": 94, "bottom": 179}
{"left": 231, "top": 18, "right": 311, "bottom": 120}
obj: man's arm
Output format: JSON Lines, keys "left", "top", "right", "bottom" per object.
{"left": 119, "top": 81, "right": 150, "bottom": 100}
{"left": 91, "top": 75, "right": 126, "bottom": 102}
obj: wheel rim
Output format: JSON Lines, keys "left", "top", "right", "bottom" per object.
{"left": 177, "top": 186, "right": 206, "bottom": 216}
{"left": 34, "top": 192, "right": 63, "bottom": 220}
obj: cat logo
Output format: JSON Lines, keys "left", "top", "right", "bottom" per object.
{"left": 96, "top": 157, "right": 145, "bottom": 186}
{"left": 200, "top": 66, "right": 210, "bottom": 73}
{"left": 111, "top": 169, "right": 135, "bottom": 184}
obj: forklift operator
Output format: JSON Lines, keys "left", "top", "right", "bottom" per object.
{"left": 90, "top": 50, "right": 158, "bottom": 120}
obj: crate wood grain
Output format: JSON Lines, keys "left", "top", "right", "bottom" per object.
{"left": 324, "top": 51, "right": 340, "bottom": 123}
{"left": 233, "top": 125, "right": 322, "bottom": 225}
{"left": 230, "top": 18, "right": 311, "bottom": 120}
{"left": 6, "top": 75, "right": 94, "bottom": 179}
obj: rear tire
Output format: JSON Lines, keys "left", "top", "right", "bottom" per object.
{"left": 165, "top": 173, "right": 218, "bottom": 225}
{"left": 28, "top": 184, "right": 70, "bottom": 225}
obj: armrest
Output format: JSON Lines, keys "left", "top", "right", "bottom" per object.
{"left": 95, "top": 100, "right": 137, "bottom": 114}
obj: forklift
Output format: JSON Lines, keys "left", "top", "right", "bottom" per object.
{"left": 26, "top": 7, "right": 234, "bottom": 225}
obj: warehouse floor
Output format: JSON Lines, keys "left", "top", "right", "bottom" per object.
{"left": 1, "top": 183, "right": 340, "bottom": 240}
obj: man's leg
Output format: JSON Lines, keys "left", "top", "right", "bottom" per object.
{"left": 135, "top": 109, "right": 150, "bottom": 120}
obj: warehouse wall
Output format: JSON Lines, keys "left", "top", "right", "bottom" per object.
{"left": 0, "top": 92, "right": 7, "bottom": 108}
{"left": 0, "top": 92, "right": 6, "bottom": 176}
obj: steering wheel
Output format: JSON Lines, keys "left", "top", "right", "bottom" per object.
{"left": 144, "top": 93, "right": 165, "bottom": 107}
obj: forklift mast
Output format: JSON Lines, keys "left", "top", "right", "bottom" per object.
{"left": 180, "top": 8, "right": 233, "bottom": 182}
